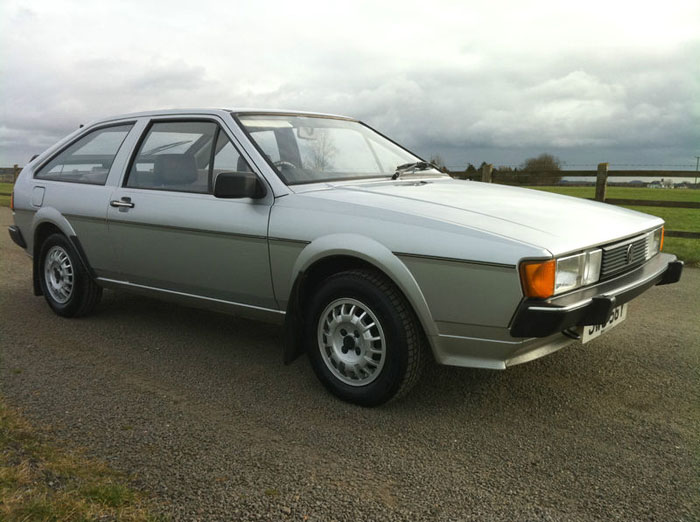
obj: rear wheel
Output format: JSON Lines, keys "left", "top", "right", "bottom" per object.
{"left": 39, "top": 233, "right": 102, "bottom": 317}
{"left": 305, "top": 269, "right": 426, "bottom": 406}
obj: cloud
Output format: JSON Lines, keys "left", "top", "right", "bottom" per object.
{"left": 1, "top": 0, "right": 698, "bottom": 168}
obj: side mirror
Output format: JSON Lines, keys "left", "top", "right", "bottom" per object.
{"left": 214, "top": 172, "right": 266, "bottom": 199}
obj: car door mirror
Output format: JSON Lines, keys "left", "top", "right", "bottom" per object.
{"left": 214, "top": 172, "right": 266, "bottom": 199}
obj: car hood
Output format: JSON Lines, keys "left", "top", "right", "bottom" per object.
{"left": 296, "top": 178, "right": 663, "bottom": 256}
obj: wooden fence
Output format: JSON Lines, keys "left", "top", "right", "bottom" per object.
{"left": 451, "top": 163, "right": 699, "bottom": 239}
{"left": 0, "top": 165, "right": 21, "bottom": 183}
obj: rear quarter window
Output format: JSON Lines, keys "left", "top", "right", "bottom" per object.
{"left": 35, "top": 124, "right": 134, "bottom": 185}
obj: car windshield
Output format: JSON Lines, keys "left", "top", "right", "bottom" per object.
{"left": 237, "top": 114, "right": 440, "bottom": 185}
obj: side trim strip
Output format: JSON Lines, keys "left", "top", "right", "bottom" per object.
{"left": 394, "top": 251, "right": 515, "bottom": 269}
{"left": 268, "top": 237, "right": 311, "bottom": 245}
{"left": 63, "top": 214, "right": 107, "bottom": 224}
{"left": 107, "top": 219, "right": 268, "bottom": 241}
{"left": 96, "top": 277, "right": 286, "bottom": 315}
{"left": 64, "top": 215, "right": 308, "bottom": 245}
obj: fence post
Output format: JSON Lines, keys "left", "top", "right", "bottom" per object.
{"left": 595, "top": 163, "right": 608, "bottom": 202}
{"left": 13, "top": 164, "right": 20, "bottom": 183}
{"left": 481, "top": 164, "right": 493, "bottom": 183}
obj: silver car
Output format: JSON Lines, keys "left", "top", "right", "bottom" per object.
{"left": 8, "top": 109, "right": 683, "bottom": 406}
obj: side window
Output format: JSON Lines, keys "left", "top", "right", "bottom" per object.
{"left": 35, "top": 124, "right": 133, "bottom": 185}
{"left": 126, "top": 121, "right": 217, "bottom": 193}
{"left": 210, "top": 132, "right": 253, "bottom": 186}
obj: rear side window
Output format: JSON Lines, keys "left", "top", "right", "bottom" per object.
{"left": 35, "top": 124, "right": 134, "bottom": 185}
{"left": 126, "top": 121, "right": 217, "bottom": 193}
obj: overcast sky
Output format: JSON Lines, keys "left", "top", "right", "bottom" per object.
{"left": 1, "top": 0, "right": 698, "bottom": 170}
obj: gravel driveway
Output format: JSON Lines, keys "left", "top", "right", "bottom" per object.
{"left": 1, "top": 207, "right": 698, "bottom": 521}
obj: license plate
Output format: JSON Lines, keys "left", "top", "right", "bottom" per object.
{"left": 582, "top": 304, "right": 627, "bottom": 343}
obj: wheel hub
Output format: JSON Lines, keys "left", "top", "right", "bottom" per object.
{"left": 44, "top": 245, "right": 74, "bottom": 304}
{"left": 341, "top": 335, "right": 356, "bottom": 353}
{"left": 317, "top": 298, "right": 386, "bottom": 387}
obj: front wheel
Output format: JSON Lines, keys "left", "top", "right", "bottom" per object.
{"left": 305, "top": 269, "right": 426, "bottom": 406}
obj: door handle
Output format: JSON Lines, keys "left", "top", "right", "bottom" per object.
{"left": 110, "top": 197, "right": 134, "bottom": 209}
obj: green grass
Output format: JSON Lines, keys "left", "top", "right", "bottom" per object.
{"left": 531, "top": 185, "right": 700, "bottom": 202}
{"left": 0, "top": 182, "right": 12, "bottom": 207}
{"left": 662, "top": 238, "right": 699, "bottom": 265}
{"left": 622, "top": 206, "right": 700, "bottom": 232}
{"left": 528, "top": 186, "right": 700, "bottom": 266}
{"left": 0, "top": 397, "right": 161, "bottom": 521}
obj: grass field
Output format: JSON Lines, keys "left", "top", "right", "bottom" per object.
{"left": 623, "top": 206, "right": 700, "bottom": 232}
{"left": 0, "top": 397, "right": 160, "bottom": 521}
{"left": 529, "top": 186, "right": 699, "bottom": 265}
{"left": 0, "top": 182, "right": 13, "bottom": 207}
{"left": 531, "top": 185, "right": 700, "bottom": 203}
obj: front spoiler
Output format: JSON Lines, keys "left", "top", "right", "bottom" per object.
{"left": 509, "top": 253, "right": 683, "bottom": 338}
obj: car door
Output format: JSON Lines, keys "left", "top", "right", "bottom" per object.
{"left": 31, "top": 122, "right": 137, "bottom": 276}
{"left": 106, "top": 118, "right": 277, "bottom": 310}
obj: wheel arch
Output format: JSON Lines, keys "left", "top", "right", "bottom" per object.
{"left": 31, "top": 209, "right": 95, "bottom": 296}
{"left": 282, "top": 234, "right": 438, "bottom": 364}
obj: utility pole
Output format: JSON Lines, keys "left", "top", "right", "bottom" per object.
{"left": 695, "top": 156, "right": 699, "bottom": 187}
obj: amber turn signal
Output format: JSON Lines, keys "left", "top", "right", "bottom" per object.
{"left": 660, "top": 227, "right": 664, "bottom": 251}
{"left": 519, "top": 259, "right": 556, "bottom": 298}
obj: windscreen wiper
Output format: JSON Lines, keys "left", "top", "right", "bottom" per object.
{"left": 392, "top": 161, "right": 437, "bottom": 180}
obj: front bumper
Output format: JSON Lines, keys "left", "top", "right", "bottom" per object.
{"left": 8, "top": 225, "right": 27, "bottom": 249}
{"left": 509, "top": 253, "right": 683, "bottom": 338}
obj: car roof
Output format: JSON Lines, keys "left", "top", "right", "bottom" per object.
{"left": 89, "top": 108, "right": 356, "bottom": 126}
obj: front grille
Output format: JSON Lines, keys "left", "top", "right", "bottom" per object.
{"left": 600, "top": 235, "right": 648, "bottom": 280}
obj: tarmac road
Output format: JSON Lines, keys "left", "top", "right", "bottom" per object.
{"left": 1, "top": 207, "right": 698, "bottom": 521}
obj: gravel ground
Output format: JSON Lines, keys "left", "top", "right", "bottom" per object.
{"left": 1, "top": 206, "right": 699, "bottom": 521}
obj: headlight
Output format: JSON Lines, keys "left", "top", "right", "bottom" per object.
{"left": 520, "top": 248, "right": 602, "bottom": 298}
{"left": 554, "top": 249, "right": 602, "bottom": 295}
{"left": 646, "top": 227, "right": 663, "bottom": 259}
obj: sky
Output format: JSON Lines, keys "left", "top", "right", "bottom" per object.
{"left": 1, "top": 0, "right": 699, "bottom": 171}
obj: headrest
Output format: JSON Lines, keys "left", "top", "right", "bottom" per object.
{"left": 154, "top": 154, "right": 198, "bottom": 186}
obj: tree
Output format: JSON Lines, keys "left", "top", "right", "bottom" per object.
{"left": 520, "top": 153, "right": 562, "bottom": 185}
{"left": 451, "top": 162, "right": 476, "bottom": 180}
{"left": 309, "top": 130, "right": 338, "bottom": 171}
{"left": 494, "top": 165, "right": 516, "bottom": 184}
{"left": 429, "top": 154, "right": 447, "bottom": 172}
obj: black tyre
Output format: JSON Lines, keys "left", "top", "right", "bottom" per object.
{"left": 305, "top": 269, "right": 426, "bottom": 406}
{"left": 38, "top": 233, "right": 102, "bottom": 317}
